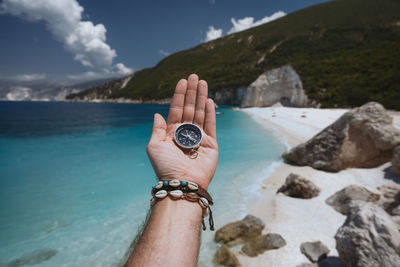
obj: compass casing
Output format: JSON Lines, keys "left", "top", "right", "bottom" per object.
{"left": 174, "top": 123, "right": 203, "bottom": 149}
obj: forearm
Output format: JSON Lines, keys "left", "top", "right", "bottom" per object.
{"left": 125, "top": 197, "right": 203, "bottom": 267}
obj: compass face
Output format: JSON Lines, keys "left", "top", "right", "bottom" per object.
{"left": 174, "top": 123, "right": 203, "bottom": 149}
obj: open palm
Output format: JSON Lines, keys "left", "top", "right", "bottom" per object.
{"left": 146, "top": 74, "right": 218, "bottom": 189}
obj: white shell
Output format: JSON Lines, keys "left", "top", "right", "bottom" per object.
{"left": 155, "top": 190, "right": 167, "bottom": 199}
{"left": 169, "top": 179, "right": 181, "bottom": 187}
{"left": 202, "top": 207, "right": 209, "bottom": 217}
{"left": 199, "top": 197, "right": 209, "bottom": 208}
{"left": 150, "top": 197, "right": 156, "bottom": 206}
{"left": 188, "top": 181, "right": 199, "bottom": 191}
{"left": 155, "top": 181, "right": 163, "bottom": 189}
{"left": 169, "top": 190, "right": 183, "bottom": 198}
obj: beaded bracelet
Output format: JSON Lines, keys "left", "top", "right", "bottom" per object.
{"left": 150, "top": 179, "right": 215, "bottom": 231}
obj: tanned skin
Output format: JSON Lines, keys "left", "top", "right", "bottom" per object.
{"left": 124, "top": 74, "right": 219, "bottom": 267}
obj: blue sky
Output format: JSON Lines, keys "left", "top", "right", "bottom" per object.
{"left": 0, "top": 0, "right": 329, "bottom": 82}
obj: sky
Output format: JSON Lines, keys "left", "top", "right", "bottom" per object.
{"left": 0, "top": 0, "right": 329, "bottom": 84}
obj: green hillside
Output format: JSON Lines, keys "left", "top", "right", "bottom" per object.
{"left": 70, "top": 0, "right": 400, "bottom": 109}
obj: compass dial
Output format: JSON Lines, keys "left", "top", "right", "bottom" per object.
{"left": 174, "top": 123, "right": 203, "bottom": 149}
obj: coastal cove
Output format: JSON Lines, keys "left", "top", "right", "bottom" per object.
{"left": 0, "top": 101, "right": 286, "bottom": 266}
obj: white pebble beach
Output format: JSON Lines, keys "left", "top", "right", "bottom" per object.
{"left": 239, "top": 106, "right": 400, "bottom": 267}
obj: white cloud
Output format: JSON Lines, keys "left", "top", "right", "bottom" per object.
{"left": 0, "top": 0, "right": 132, "bottom": 75}
{"left": 158, "top": 49, "right": 171, "bottom": 57}
{"left": 115, "top": 63, "right": 133, "bottom": 75}
{"left": 204, "top": 26, "right": 223, "bottom": 42}
{"left": 204, "top": 11, "right": 286, "bottom": 42}
{"left": 227, "top": 11, "right": 286, "bottom": 34}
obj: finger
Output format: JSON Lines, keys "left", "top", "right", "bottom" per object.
{"left": 182, "top": 74, "right": 199, "bottom": 123}
{"left": 204, "top": 98, "right": 216, "bottom": 139}
{"left": 194, "top": 80, "right": 208, "bottom": 128}
{"left": 167, "top": 79, "right": 187, "bottom": 126}
{"left": 149, "top": 113, "right": 167, "bottom": 143}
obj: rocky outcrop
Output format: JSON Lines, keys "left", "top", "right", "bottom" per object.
{"left": 215, "top": 215, "right": 265, "bottom": 246}
{"left": 241, "top": 233, "right": 286, "bottom": 257}
{"left": 66, "top": 74, "right": 134, "bottom": 101}
{"left": 241, "top": 65, "right": 308, "bottom": 108}
{"left": 213, "top": 245, "right": 241, "bottom": 267}
{"left": 300, "top": 241, "right": 330, "bottom": 263}
{"left": 391, "top": 146, "right": 400, "bottom": 176}
{"left": 211, "top": 65, "right": 308, "bottom": 107}
{"left": 326, "top": 185, "right": 380, "bottom": 215}
{"left": 212, "top": 87, "right": 247, "bottom": 105}
{"left": 277, "top": 173, "right": 321, "bottom": 199}
{"left": 283, "top": 102, "right": 400, "bottom": 172}
{"left": 335, "top": 201, "right": 400, "bottom": 267}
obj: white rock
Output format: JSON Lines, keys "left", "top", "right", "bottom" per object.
{"left": 155, "top": 190, "right": 167, "bottom": 199}
{"left": 335, "top": 201, "right": 400, "bottom": 266}
{"left": 188, "top": 181, "right": 199, "bottom": 191}
{"left": 199, "top": 197, "right": 209, "bottom": 208}
{"left": 155, "top": 181, "right": 163, "bottom": 189}
{"left": 169, "top": 190, "right": 183, "bottom": 198}
{"left": 169, "top": 179, "right": 181, "bottom": 187}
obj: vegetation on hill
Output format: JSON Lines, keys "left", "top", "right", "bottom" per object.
{"left": 69, "top": 0, "right": 400, "bottom": 109}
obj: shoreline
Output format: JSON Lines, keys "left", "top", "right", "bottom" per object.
{"left": 239, "top": 106, "right": 400, "bottom": 267}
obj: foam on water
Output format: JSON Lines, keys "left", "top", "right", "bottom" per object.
{"left": 0, "top": 102, "right": 285, "bottom": 266}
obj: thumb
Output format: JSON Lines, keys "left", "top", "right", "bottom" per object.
{"left": 150, "top": 113, "right": 167, "bottom": 142}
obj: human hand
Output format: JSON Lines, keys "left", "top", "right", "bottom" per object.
{"left": 146, "top": 74, "right": 218, "bottom": 189}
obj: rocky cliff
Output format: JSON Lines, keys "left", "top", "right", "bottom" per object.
{"left": 66, "top": 75, "right": 134, "bottom": 101}
{"left": 210, "top": 65, "right": 308, "bottom": 107}
{"left": 67, "top": 65, "right": 309, "bottom": 107}
{"left": 241, "top": 65, "right": 307, "bottom": 107}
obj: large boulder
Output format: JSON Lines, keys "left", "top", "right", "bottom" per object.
{"left": 241, "top": 233, "right": 286, "bottom": 257}
{"left": 335, "top": 201, "right": 400, "bottom": 267}
{"left": 300, "top": 241, "right": 330, "bottom": 263}
{"left": 277, "top": 173, "right": 321, "bottom": 199}
{"left": 325, "top": 185, "right": 380, "bottom": 215}
{"left": 283, "top": 102, "right": 400, "bottom": 172}
{"left": 241, "top": 65, "right": 308, "bottom": 108}
{"left": 215, "top": 215, "right": 265, "bottom": 246}
{"left": 213, "top": 245, "right": 241, "bottom": 267}
{"left": 391, "top": 146, "right": 400, "bottom": 176}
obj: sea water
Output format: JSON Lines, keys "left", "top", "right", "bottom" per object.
{"left": 0, "top": 101, "right": 286, "bottom": 266}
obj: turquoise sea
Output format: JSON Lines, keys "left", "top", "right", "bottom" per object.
{"left": 0, "top": 101, "right": 286, "bottom": 266}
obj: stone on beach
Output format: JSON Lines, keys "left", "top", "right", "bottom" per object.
{"left": 300, "top": 241, "right": 330, "bottom": 263}
{"left": 282, "top": 102, "right": 400, "bottom": 172}
{"left": 241, "top": 233, "right": 286, "bottom": 257}
{"left": 335, "top": 201, "right": 400, "bottom": 267}
{"left": 391, "top": 145, "right": 400, "bottom": 176}
{"left": 277, "top": 173, "right": 320, "bottom": 199}
{"left": 213, "top": 245, "right": 241, "bottom": 267}
{"left": 215, "top": 215, "right": 265, "bottom": 246}
{"left": 325, "top": 185, "right": 380, "bottom": 215}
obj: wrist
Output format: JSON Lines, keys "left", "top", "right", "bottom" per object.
{"left": 151, "top": 179, "right": 215, "bottom": 231}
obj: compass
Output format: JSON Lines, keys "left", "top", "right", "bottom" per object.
{"left": 174, "top": 123, "right": 203, "bottom": 150}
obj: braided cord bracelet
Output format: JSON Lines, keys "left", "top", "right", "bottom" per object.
{"left": 150, "top": 179, "right": 214, "bottom": 231}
